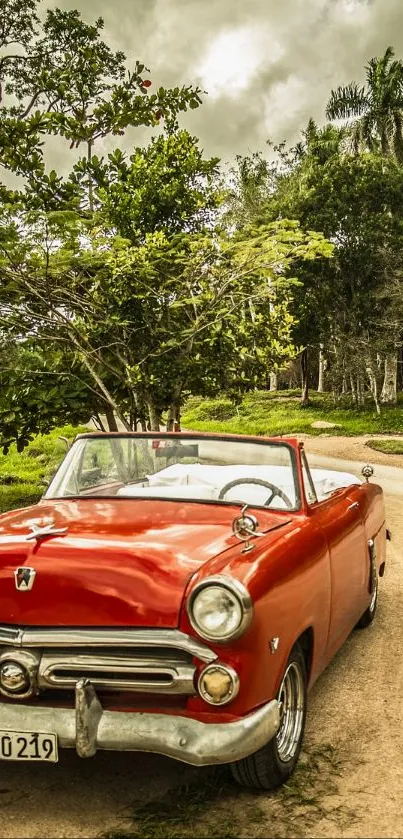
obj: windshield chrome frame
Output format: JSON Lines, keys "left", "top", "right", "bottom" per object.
{"left": 43, "top": 433, "right": 302, "bottom": 512}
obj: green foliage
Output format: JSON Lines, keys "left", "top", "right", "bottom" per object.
{"left": 0, "top": 0, "right": 202, "bottom": 206}
{"left": 0, "top": 424, "right": 87, "bottom": 513}
{"left": 231, "top": 122, "right": 403, "bottom": 405}
{"left": 0, "top": 340, "right": 99, "bottom": 453}
{"left": 326, "top": 46, "right": 403, "bottom": 161}
{"left": 0, "top": 192, "right": 329, "bottom": 445}
{"left": 189, "top": 398, "right": 235, "bottom": 421}
{"left": 2, "top": 21, "right": 403, "bottom": 445}
{"left": 96, "top": 130, "right": 222, "bottom": 241}
{"left": 0, "top": 483, "right": 43, "bottom": 513}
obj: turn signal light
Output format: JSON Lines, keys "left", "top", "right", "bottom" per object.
{"left": 197, "top": 663, "right": 239, "bottom": 706}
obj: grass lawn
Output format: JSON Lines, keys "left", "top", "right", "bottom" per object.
{"left": 181, "top": 390, "right": 403, "bottom": 437}
{"left": 366, "top": 438, "right": 403, "bottom": 454}
{"left": 0, "top": 424, "right": 88, "bottom": 514}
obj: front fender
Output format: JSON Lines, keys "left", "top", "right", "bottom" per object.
{"left": 179, "top": 515, "right": 330, "bottom": 717}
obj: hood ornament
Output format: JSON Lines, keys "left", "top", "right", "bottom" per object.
{"left": 232, "top": 505, "right": 265, "bottom": 553}
{"left": 14, "top": 567, "right": 36, "bottom": 591}
{"left": 26, "top": 523, "right": 68, "bottom": 542}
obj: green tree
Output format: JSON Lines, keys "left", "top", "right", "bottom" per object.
{"left": 272, "top": 151, "right": 403, "bottom": 410}
{"left": 0, "top": 0, "right": 202, "bottom": 209}
{"left": 93, "top": 129, "right": 222, "bottom": 242}
{"left": 0, "top": 340, "right": 102, "bottom": 453}
{"left": 326, "top": 46, "right": 403, "bottom": 403}
{"left": 0, "top": 203, "right": 331, "bottom": 445}
{"left": 326, "top": 46, "right": 403, "bottom": 160}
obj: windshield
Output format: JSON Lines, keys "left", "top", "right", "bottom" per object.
{"left": 45, "top": 435, "right": 299, "bottom": 511}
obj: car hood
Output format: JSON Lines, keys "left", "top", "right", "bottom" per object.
{"left": 0, "top": 499, "right": 287, "bottom": 627}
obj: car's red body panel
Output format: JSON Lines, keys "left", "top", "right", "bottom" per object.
{"left": 0, "top": 499, "right": 287, "bottom": 628}
{"left": 0, "top": 432, "right": 387, "bottom": 727}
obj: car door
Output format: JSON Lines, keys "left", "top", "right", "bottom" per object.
{"left": 300, "top": 454, "right": 368, "bottom": 658}
{"left": 309, "top": 488, "right": 368, "bottom": 656}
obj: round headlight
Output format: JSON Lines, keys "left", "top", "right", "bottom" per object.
{"left": 187, "top": 577, "right": 252, "bottom": 642}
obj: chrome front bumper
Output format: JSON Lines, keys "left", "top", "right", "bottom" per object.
{"left": 0, "top": 679, "right": 280, "bottom": 767}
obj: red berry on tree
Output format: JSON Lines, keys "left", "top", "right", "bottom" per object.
{"left": 142, "top": 79, "right": 152, "bottom": 88}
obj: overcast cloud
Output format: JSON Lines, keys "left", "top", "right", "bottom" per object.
{"left": 46, "top": 0, "right": 403, "bottom": 164}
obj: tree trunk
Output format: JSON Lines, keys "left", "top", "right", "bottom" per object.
{"left": 166, "top": 382, "right": 183, "bottom": 431}
{"left": 87, "top": 140, "right": 94, "bottom": 213}
{"left": 105, "top": 406, "right": 119, "bottom": 432}
{"left": 129, "top": 411, "right": 137, "bottom": 431}
{"left": 380, "top": 351, "right": 398, "bottom": 404}
{"left": 300, "top": 348, "right": 310, "bottom": 406}
{"left": 147, "top": 397, "right": 161, "bottom": 431}
{"left": 135, "top": 397, "right": 148, "bottom": 432}
{"left": 166, "top": 401, "right": 181, "bottom": 431}
{"left": 317, "top": 344, "right": 326, "bottom": 393}
{"left": 79, "top": 352, "right": 131, "bottom": 430}
{"left": 356, "top": 374, "right": 365, "bottom": 407}
{"left": 350, "top": 374, "right": 357, "bottom": 407}
{"left": 366, "top": 358, "right": 381, "bottom": 415}
{"left": 269, "top": 371, "right": 278, "bottom": 392}
{"left": 91, "top": 413, "right": 106, "bottom": 432}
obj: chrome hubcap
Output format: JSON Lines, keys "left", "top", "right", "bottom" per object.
{"left": 276, "top": 661, "right": 305, "bottom": 762}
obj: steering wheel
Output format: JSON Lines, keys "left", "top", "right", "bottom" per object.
{"left": 218, "top": 478, "right": 293, "bottom": 509}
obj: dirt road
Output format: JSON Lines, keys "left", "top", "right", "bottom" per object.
{"left": 0, "top": 438, "right": 402, "bottom": 838}
{"left": 304, "top": 491, "right": 403, "bottom": 838}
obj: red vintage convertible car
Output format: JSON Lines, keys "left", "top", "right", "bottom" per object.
{"left": 0, "top": 432, "right": 387, "bottom": 790}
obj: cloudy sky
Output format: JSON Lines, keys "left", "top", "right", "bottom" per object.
{"left": 47, "top": 0, "right": 403, "bottom": 164}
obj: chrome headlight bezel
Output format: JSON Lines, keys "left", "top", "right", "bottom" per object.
{"left": 197, "top": 662, "right": 240, "bottom": 705}
{"left": 187, "top": 576, "right": 253, "bottom": 643}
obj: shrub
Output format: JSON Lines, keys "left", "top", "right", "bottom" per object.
{"left": 0, "top": 424, "right": 88, "bottom": 513}
{"left": 187, "top": 398, "right": 235, "bottom": 422}
{"left": 0, "top": 484, "right": 42, "bottom": 514}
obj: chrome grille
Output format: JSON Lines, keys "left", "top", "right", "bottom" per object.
{"left": 0, "top": 626, "right": 216, "bottom": 697}
{"left": 39, "top": 650, "right": 196, "bottom": 694}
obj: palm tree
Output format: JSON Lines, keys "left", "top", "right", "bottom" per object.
{"left": 293, "top": 119, "right": 347, "bottom": 177}
{"left": 326, "top": 46, "right": 403, "bottom": 162}
{"left": 327, "top": 47, "right": 403, "bottom": 404}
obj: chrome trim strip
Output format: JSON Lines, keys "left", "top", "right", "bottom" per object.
{"left": 0, "top": 679, "right": 280, "bottom": 767}
{"left": 0, "top": 627, "right": 23, "bottom": 645}
{"left": 0, "top": 627, "right": 217, "bottom": 663}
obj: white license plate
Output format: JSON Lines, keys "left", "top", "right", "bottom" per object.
{"left": 0, "top": 730, "right": 58, "bottom": 762}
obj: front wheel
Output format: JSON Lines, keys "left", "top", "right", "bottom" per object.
{"left": 230, "top": 644, "right": 307, "bottom": 791}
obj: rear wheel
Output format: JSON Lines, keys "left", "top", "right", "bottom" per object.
{"left": 230, "top": 644, "right": 307, "bottom": 791}
{"left": 356, "top": 575, "right": 378, "bottom": 629}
